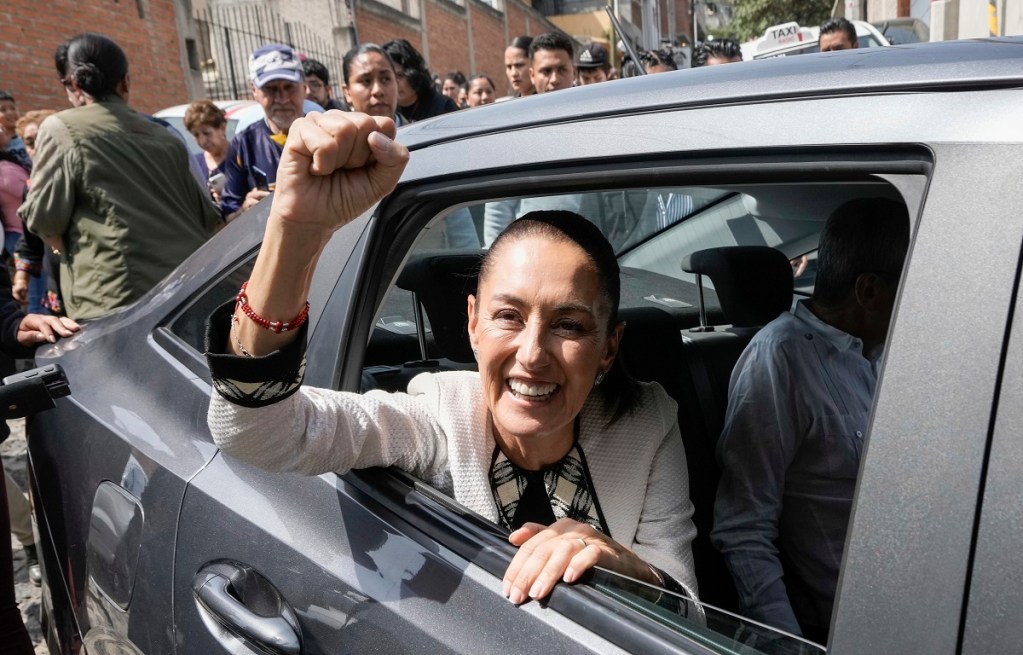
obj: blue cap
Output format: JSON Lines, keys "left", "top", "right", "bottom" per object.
{"left": 249, "top": 44, "right": 304, "bottom": 88}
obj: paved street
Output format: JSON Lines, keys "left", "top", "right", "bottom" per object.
{"left": 3, "top": 418, "right": 49, "bottom": 654}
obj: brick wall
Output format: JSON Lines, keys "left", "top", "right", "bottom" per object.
{"left": 1, "top": 0, "right": 190, "bottom": 115}
{"left": 355, "top": 2, "right": 425, "bottom": 50}
{"left": 468, "top": 1, "right": 507, "bottom": 84}
{"left": 424, "top": 0, "right": 472, "bottom": 77}
{"left": 505, "top": 1, "right": 532, "bottom": 39}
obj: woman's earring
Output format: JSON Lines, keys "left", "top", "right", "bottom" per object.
{"left": 595, "top": 370, "right": 606, "bottom": 386}
{"left": 472, "top": 348, "right": 479, "bottom": 361}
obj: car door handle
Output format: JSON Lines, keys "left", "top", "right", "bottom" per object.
{"left": 192, "top": 561, "right": 302, "bottom": 655}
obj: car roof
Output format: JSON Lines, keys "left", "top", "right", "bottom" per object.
{"left": 396, "top": 38, "right": 1023, "bottom": 151}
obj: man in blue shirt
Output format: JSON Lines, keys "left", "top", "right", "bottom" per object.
{"left": 221, "top": 44, "right": 307, "bottom": 221}
{"left": 712, "top": 197, "right": 910, "bottom": 644}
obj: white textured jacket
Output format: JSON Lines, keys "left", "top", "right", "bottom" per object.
{"left": 208, "top": 370, "right": 699, "bottom": 597}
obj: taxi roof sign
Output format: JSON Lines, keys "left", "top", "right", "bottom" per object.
{"left": 757, "top": 22, "right": 809, "bottom": 54}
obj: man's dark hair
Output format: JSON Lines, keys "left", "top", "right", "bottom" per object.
{"left": 508, "top": 35, "right": 533, "bottom": 53}
{"left": 691, "top": 38, "right": 742, "bottom": 67}
{"left": 302, "top": 58, "right": 330, "bottom": 84}
{"left": 813, "top": 197, "right": 910, "bottom": 306}
{"left": 0, "top": 90, "right": 14, "bottom": 103}
{"left": 820, "top": 17, "right": 858, "bottom": 45}
{"left": 382, "top": 39, "right": 432, "bottom": 97}
{"left": 342, "top": 44, "right": 394, "bottom": 85}
{"left": 640, "top": 48, "right": 679, "bottom": 71}
{"left": 57, "top": 33, "right": 129, "bottom": 100}
{"left": 529, "top": 32, "right": 574, "bottom": 62}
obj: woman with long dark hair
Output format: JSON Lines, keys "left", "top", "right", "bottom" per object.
{"left": 204, "top": 111, "right": 700, "bottom": 609}
{"left": 503, "top": 36, "right": 535, "bottom": 98}
{"left": 381, "top": 39, "right": 457, "bottom": 123}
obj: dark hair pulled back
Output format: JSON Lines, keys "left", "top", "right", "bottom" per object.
{"left": 481, "top": 210, "right": 640, "bottom": 421}
{"left": 342, "top": 44, "right": 395, "bottom": 85}
{"left": 58, "top": 33, "right": 129, "bottom": 100}
{"left": 508, "top": 36, "right": 534, "bottom": 53}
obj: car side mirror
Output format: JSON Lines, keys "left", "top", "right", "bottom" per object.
{"left": 0, "top": 364, "right": 71, "bottom": 420}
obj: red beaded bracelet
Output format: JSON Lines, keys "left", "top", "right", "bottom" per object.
{"left": 235, "top": 281, "right": 310, "bottom": 334}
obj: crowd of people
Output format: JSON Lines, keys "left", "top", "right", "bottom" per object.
{"left": 0, "top": 16, "right": 877, "bottom": 652}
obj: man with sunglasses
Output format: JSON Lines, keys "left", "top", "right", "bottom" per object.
{"left": 712, "top": 198, "right": 910, "bottom": 644}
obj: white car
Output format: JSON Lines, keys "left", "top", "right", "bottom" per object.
{"left": 154, "top": 99, "right": 325, "bottom": 155}
{"left": 740, "top": 19, "right": 890, "bottom": 60}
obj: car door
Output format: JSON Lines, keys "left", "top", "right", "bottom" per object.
{"left": 960, "top": 238, "right": 1023, "bottom": 654}
{"left": 166, "top": 216, "right": 647, "bottom": 654}
{"left": 171, "top": 83, "right": 1022, "bottom": 654}
{"left": 167, "top": 165, "right": 916, "bottom": 655}
{"left": 27, "top": 218, "right": 267, "bottom": 654}
{"left": 829, "top": 141, "right": 1023, "bottom": 653}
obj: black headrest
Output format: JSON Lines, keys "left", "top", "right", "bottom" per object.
{"left": 680, "top": 246, "right": 793, "bottom": 328}
{"left": 618, "top": 306, "right": 685, "bottom": 400}
{"left": 396, "top": 250, "right": 484, "bottom": 363}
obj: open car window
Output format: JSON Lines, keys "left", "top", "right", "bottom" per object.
{"left": 365, "top": 179, "right": 905, "bottom": 384}
{"left": 362, "top": 170, "right": 922, "bottom": 653}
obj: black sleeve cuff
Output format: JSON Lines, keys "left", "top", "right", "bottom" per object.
{"left": 204, "top": 300, "right": 308, "bottom": 408}
{"left": 653, "top": 567, "right": 697, "bottom": 617}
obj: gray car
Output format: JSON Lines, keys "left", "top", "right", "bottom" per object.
{"left": 27, "top": 37, "right": 1023, "bottom": 654}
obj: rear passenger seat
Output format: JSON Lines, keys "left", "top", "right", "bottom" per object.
{"left": 620, "top": 246, "right": 793, "bottom": 612}
{"left": 383, "top": 246, "right": 793, "bottom": 613}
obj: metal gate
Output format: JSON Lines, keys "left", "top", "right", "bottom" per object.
{"left": 193, "top": 4, "right": 346, "bottom": 101}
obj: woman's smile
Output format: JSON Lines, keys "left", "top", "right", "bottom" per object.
{"left": 507, "top": 378, "right": 559, "bottom": 402}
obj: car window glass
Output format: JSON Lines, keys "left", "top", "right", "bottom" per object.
{"left": 589, "top": 568, "right": 825, "bottom": 655}
{"left": 168, "top": 256, "right": 255, "bottom": 352}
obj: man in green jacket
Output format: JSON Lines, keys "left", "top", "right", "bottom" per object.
{"left": 20, "top": 33, "right": 221, "bottom": 320}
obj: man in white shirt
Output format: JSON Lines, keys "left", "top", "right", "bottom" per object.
{"left": 712, "top": 197, "right": 910, "bottom": 644}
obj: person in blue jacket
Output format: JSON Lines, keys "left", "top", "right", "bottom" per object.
{"left": 221, "top": 43, "right": 308, "bottom": 221}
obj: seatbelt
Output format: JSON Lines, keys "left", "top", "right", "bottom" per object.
{"left": 687, "top": 350, "right": 723, "bottom": 449}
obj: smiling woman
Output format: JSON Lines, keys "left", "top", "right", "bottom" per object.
{"left": 204, "top": 112, "right": 699, "bottom": 608}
